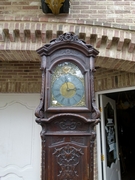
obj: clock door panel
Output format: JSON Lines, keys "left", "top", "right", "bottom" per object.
{"left": 45, "top": 137, "right": 90, "bottom": 180}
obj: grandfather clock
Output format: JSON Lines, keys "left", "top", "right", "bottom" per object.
{"left": 35, "top": 33, "right": 100, "bottom": 180}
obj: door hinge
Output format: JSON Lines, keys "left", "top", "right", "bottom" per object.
{"left": 101, "top": 154, "right": 104, "bottom": 161}
{"left": 99, "top": 107, "right": 102, "bottom": 112}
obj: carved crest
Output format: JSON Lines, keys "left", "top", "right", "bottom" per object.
{"left": 50, "top": 32, "right": 87, "bottom": 46}
{"left": 45, "top": 0, "right": 65, "bottom": 14}
{"left": 41, "top": 0, "right": 70, "bottom": 15}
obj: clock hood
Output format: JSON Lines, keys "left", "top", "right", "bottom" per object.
{"left": 36, "top": 32, "right": 99, "bottom": 57}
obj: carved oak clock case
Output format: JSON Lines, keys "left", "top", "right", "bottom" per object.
{"left": 35, "top": 33, "right": 100, "bottom": 180}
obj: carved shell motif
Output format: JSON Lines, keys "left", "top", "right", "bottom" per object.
{"left": 45, "top": 0, "right": 65, "bottom": 15}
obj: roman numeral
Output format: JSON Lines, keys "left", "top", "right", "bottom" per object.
{"left": 55, "top": 93, "right": 61, "bottom": 98}
{"left": 76, "top": 93, "right": 82, "bottom": 97}
{"left": 67, "top": 98, "right": 71, "bottom": 105}
{"left": 60, "top": 98, "right": 64, "bottom": 103}
{"left": 73, "top": 97, "right": 77, "bottom": 102}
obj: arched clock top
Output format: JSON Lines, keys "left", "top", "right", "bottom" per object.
{"left": 48, "top": 58, "right": 88, "bottom": 75}
{"left": 36, "top": 33, "right": 99, "bottom": 57}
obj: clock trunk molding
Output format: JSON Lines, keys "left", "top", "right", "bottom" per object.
{"left": 35, "top": 32, "right": 100, "bottom": 180}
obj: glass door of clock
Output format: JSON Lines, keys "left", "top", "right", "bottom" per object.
{"left": 100, "top": 95, "right": 121, "bottom": 180}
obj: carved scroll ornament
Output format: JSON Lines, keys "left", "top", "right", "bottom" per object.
{"left": 53, "top": 144, "right": 84, "bottom": 179}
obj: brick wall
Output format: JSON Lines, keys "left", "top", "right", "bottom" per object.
{"left": 0, "top": 61, "right": 135, "bottom": 93}
{"left": 0, "top": 0, "right": 135, "bottom": 28}
{"left": 0, "top": 61, "right": 41, "bottom": 93}
{"left": 95, "top": 68, "right": 135, "bottom": 91}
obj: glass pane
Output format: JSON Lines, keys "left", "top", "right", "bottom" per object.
{"left": 51, "top": 62, "right": 86, "bottom": 107}
{"left": 104, "top": 102, "right": 117, "bottom": 167}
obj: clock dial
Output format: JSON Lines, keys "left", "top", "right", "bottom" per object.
{"left": 52, "top": 74, "right": 84, "bottom": 106}
{"left": 51, "top": 62, "right": 86, "bottom": 107}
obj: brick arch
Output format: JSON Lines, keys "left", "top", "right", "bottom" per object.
{"left": 0, "top": 22, "right": 135, "bottom": 73}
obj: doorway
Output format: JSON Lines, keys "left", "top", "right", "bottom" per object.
{"left": 105, "top": 90, "right": 135, "bottom": 180}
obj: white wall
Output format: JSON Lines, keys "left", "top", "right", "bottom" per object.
{"left": 0, "top": 94, "right": 41, "bottom": 180}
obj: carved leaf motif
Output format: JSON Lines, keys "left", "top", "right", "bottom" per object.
{"left": 45, "top": 0, "right": 65, "bottom": 15}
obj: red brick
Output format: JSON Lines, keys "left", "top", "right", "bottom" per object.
{"left": 22, "top": 6, "right": 38, "bottom": 10}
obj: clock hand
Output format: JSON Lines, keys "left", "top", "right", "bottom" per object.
{"left": 65, "top": 76, "right": 80, "bottom": 91}
{"left": 65, "top": 76, "right": 70, "bottom": 90}
{"left": 68, "top": 88, "right": 76, "bottom": 91}
{"left": 67, "top": 87, "right": 80, "bottom": 91}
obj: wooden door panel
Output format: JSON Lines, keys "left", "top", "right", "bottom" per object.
{"left": 46, "top": 140, "right": 89, "bottom": 180}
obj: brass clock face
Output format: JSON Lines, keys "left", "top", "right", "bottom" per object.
{"left": 51, "top": 62, "right": 86, "bottom": 107}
